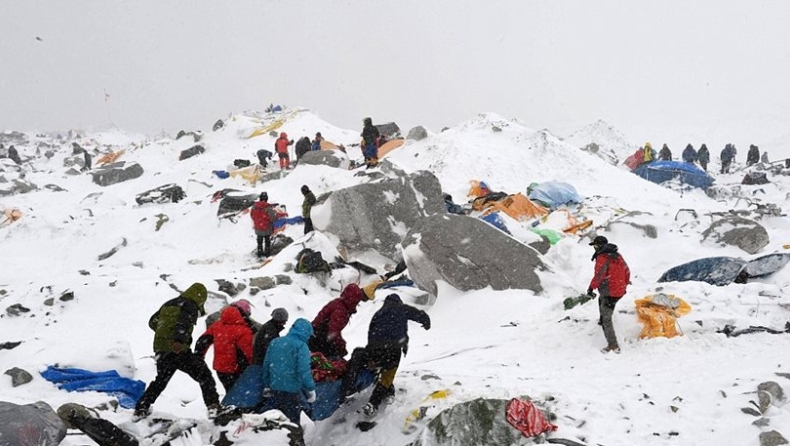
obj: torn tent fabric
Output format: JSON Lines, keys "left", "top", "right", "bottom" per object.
{"left": 526, "top": 181, "right": 582, "bottom": 209}
{"left": 635, "top": 294, "right": 691, "bottom": 339}
{"left": 481, "top": 193, "right": 548, "bottom": 221}
{"left": 40, "top": 366, "right": 145, "bottom": 409}
{"left": 505, "top": 398, "right": 557, "bottom": 438}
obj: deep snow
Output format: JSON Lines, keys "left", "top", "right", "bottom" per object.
{"left": 1, "top": 108, "right": 789, "bottom": 446}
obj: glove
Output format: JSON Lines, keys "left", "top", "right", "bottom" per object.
{"left": 263, "top": 387, "right": 272, "bottom": 398}
{"left": 586, "top": 288, "right": 596, "bottom": 298}
{"left": 172, "top": 341, "right": 184, "bottom": 354}
{"left": 422, "top": 322, "right": 431, "bottom": 331}
{"left": 306, "top": 390, "right": 317, "bottom": 403}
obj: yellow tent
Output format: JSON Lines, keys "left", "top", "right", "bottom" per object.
{"left": 248, "top": 121, "right": 284, "bottom": 139}
{"left": 229, "top": 165, "right": 262, "bottom": 186}
{"left": 635, "top": 294, "right": 691, "bottom": 339}
{"left": 480, "top": 193, "right": 548, "bottom": 221}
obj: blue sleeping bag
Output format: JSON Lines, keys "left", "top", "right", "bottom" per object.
{"left": 40, "top": 366, "right": 145, "bottom": 409}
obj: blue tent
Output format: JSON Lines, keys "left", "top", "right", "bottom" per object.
{"left": 658, "top": 257, "right": 746, "bottom": 286}
{"left": 633, "top": 161, "right": 714, "bottom": 190}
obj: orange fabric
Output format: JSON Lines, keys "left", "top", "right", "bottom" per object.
{"left": 480, "top": 194, "right": 548, "bottom": 221}
{"left": 468, "top": 180, "right": 492, "bottom": 198}
{"left": 378, "top": 139, "right": 405, "bottom": 158}
{"left": 635, "top": 294, "right": 691, "bottom": 339}
{"left": 96, "top": 149, "right": 125, "bottom": 166}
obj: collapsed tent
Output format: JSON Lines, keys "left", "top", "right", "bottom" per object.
{"left": 527, "top": 181, "right": 582, "bottom": 209}
{"left": 229, "top": 164, "right": 263, "bottom": 185}
{"left": 742, "top": 171, "right": 770, "bottom": 185}
{"left": 633, "top": 160, "right": 714, "bottom": 190}
{"left": 0, "top": 401, "right": 66, "bottom": 446}
{"left": 635, "top": 294, "right": 691, "bottom": 339}
{"left": 480, "top": 193, "right": 548, "bottom": 222}
{"left": 95, "top": 150, "right": 125, "bottom": 166}
{"left": 40, "top": 366, "right": 145, "bottom": 409}
{"left": 659, "top": 253, "right": 790, "bottom": 286}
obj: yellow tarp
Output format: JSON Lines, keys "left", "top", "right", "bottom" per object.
{"left": 362, "top": 279, "right": 384, "bottom": 301}
{"left": 96, "top": 149, "right": 125, "bottom": 166}
{"left": 480, "top": 193, "right": 548, "bottom": 221}
{"left": 248, "top": 120, "right": 284, "bottom": 139}
{"left": 635, "top": 294, "right": 691, "bottom": 339}
{"left": 229, "top": 165, "right": 262, "bottom": 185}
{"left": 378, "top": 139, "right": 405, "bottom": 158}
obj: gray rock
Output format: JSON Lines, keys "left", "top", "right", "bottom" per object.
{"left": 98, "top": 238, "right": 127, "bottom": 261}
{"left": 176, "top": 130, "right": 202, "bottom": 142}
{"left": 275, "top": 275, "right": 292, "bottom": 285}
{"left": 318, "top": 170, "right": 444, "bottom": 260}
{"left": 754, "top": 417, "right": 771, "bottom": 427}
{"left": 250, "top": 276, "right": 276, "bottom": 290}
{"left": 59, "top": 291, "right": 74, "bottom": 302}
{"left": 407, "top": 126, "right": 428, "bottom": 141}
{"left": 57, "top": 403, "right": 92, "bottom": 429}
{"left": 406, "top": 398, "right": 537, "bottom": 446}
{"left": 178, "top": 145, "right": 205, "bottom": 161}
{"left": 759, "top": 381, "right": 785, "bottom": 403}
{"left": 402, "top": 214, "right": 546, "bottom": 296}
{"left": 5, "top": 367, "right": 33, "bottom": 387}
{"left": 702, "top": 216, "right": 769, "bottom": 254}
{"left": 271, "top": 234, "right": 293, "bottom": 257}
{"left": 216, "top": 280, "right": 242, "bottom": 297}
{"left": 212, "top": 120, "right": 224, "bottom": 132}
{"left": 760, "top": 430, "right": 789, "bottom": 446}
{"left": 376, "top": 122, "right": 401, "bottom": 139}
{"left": 529, "top": 235, "right": 551, "bottom": 255}
{"left": 759, "top": 390, "right": 773, "bottom": 414}
{"left": 43, "top": 298, "right": 54, "bottom": 306}
{"left": 6, "top": 304, "right": 31, "bottom": 316}
{"left": 91, "top": 163, "right": 144, "bottom": 187}
{"left": 742, "top": 407, "right": 762, "bottom": 417}
{"left": 298, "top": 150, "right": 348, "bottom": 169}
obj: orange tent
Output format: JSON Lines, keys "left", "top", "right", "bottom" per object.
{"left": 96, "top": 149, "right": 125, "bottom": 166}
{"left": 378, "top": 139, "right": 405, "bottom": 158}
{"left": 481, "top": 193, "right": 548, "bottom": 221}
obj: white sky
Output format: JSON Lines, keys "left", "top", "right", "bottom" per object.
{"left": 3, "top": 1, "right": 790, "bottom": 156}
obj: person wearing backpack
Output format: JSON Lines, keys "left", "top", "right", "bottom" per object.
{"left": 251, "top": 192, "right": 276, "bottom": 258}
{"left": 361, "top": 117, "right": 380, "bottom": 169}
{"left": 252, "top": 308, "right": 289, "bottom": 365}
{"left": 274, "top": 132, "right": 293, "bottom": 170}
{"left": 309, "top": 284, "right": 367, "bottom": 359}
{"left": 133, "top": 283, "right": 220, "bottom": 420}
{"left": 658, "top": 144, "right": 672, "bottom": 161}
{"left": 586, "top": 236, "right": 630, "bottom": 354}
{"left": 194, "top": 301, "right": 255, "bottom": 392}
{"left": 682, "top": 144, "right": 697, "bottom": 164}
{"left": 294, "top": 137, "right": 311, "bottom": 162}
{"left": 301, "top": 185, "right": 317, "bottom": 234}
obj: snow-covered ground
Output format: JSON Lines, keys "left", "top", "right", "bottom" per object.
{"left": 1, "top": 108, "right": 789, "bottom": 446}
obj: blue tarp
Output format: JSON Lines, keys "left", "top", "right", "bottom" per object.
{"left": 658, "top": 257, "right": 746, "bottom": 286}
{"left": 212, "top": 170, "right": 230, "bottom": 179}
{"left": 743, "top": 253, "right": 790, "bottom": 278}
{"left": 480, "top": 212, "right": 511, "bottom": 234}
{"left": 633, "top": 161, "right": 714, "bottom": 190}
{"left": 222, "top": 364, "right": 375, "bottom": 421}
{"left": 527, "top": 181, "right": 582, "bottom": 209}
{"left": 40, "top": 366, "right": 145, "bottom": 409}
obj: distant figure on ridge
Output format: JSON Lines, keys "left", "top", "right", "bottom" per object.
{"left": 361, "top": 117, "right": 380, "bottom": 169}
{"left": 697, "top": 144, "right": 710, "bottom": 172}
{"left": 681, "top": 144, "right": 697, "bottom": 164}
{"left": 312, "top": 132, "right": 323, "bottom": 151}
{"left": 721, "top": 144, "right": 736, "bottom": 173}
{"left": 747, "top": 144, "right": 760, "bottom": 166}
{"left": 301, "top": 185, "right": 317, "bottom": 234}
{"left": 658, "top": 144, "right": 672, "bottom": 161}
{"left": 251, "top": 192, "right": 276, "bottom": 258}
{"left": 295, "top": 137, "right": 311, "bottom": 162}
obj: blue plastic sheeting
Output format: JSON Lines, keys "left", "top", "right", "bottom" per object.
{"left": 377, "top": 280, "right": 415, "bottom": 290}
{"left": 40, "top": 366, "right": 145, "bottom": 409}
{"left": 527, "top": 181, "right": 582, "bottom": 209}
{"left": 743, "top": 253, "right": 790, "bottom": 278}
{"left": 222, "top": 364, "right": 375, "bottom": 421}
{"left": 212, "top": 170, "right": 230, "bottom": 179}
{"left": 633, "top": 161, "right": 714, "bottom": 190}
{"left": 480, "top": 212, "right": 511, "bottom": 234}
{"left": 282, "top": 216, "right": 304, "bottom": 226}
{"left": 658, "top": 257, "right": 746, "bottom": 286}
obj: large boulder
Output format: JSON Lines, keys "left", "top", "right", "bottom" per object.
{"left": 298, "top": 150, "right": 349, "bottom": 169}
{"left": 91, "top": 163, "right": 144, "bottom": 187}
{"left": 402, "top": 214, "right": 546, "bottom": 296}
{"left": 407, "top": 126, "right": 428, "bottom": 141}
{"left": 702, "top": 216, "right": 769, "bottom": 254}
{"left": 407, "top": 398, "right": 540, "bottom": 446}
{"left": 314, "top": 170, "right": 444, "bottom": 260}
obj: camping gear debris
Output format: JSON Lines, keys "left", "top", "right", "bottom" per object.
{"left": 135, "top": 184, "right": 185, "bottom": 205}
{"left": 0, "top": 401, "right": 66, "bottom": 446}
{"left": 40, "top": 366, "right": 145, "bottom": 409}
{"left": 635, "top": 294, "right": 691, "bottom": 339}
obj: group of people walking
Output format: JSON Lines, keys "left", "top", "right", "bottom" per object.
{"left": 648, "top": 142, "right": 768, "bottom": 174}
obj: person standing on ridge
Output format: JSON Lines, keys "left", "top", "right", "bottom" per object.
{"left": 697, "top": 144, "right": 710, "bottom": 172}
{"left": 134, "top": 283, "right": 220, "bottom": 420}
{"left": 586, "top": 236, "right": 630, "bottom": 354}
{"left": 195, "top": 300, "right": 255, "bottom": 392}
{"left": 721, "top": 144, "right": 736, "bottom": 173}
{"left": 252, "top": 308, "right": 289, "bottom": 365}
{"left": 275, "top": 132, "right": 293, "bottom": 170}
{"left": 747, "top": 144, "right": 760, "bottom": 166}
{"left": 301, "top": 185, "right": 317, "bottom": 234}
{"left": 251, "top": 192, "right": 276, "bottom": 258}
{"left": 681, "top": 144, "right": 697, "bottom": 164}
{"left": 658, "top": 144, "right": 672, "bottom": 161}
{"left": 361, "top": 117, "right": 380, "bottom": 169}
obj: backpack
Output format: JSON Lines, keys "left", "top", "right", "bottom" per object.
{"left": 295, "top": 248, "right": 331, "bottom": 273}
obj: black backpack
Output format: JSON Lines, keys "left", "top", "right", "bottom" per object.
{"left": 295, "top": 248, "right": 331, "bottom": 273}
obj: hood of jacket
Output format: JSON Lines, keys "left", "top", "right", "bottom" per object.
{"left": 340, "top": 283, "right": 365, "bottom": 311}
{"left": 383, "top": 293, "right": 402, "bottom": 306}
{"left": 219, "top": 305, "right": 247, "bottom": 326}
{"left": 181, "top": 283, "right": 207, "bottom": 315}
{"left": 287, "top": 318, "right": 314, "bottom": 342}
{"left": 592, "top": 243, "right": 619, "bottom": 260}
